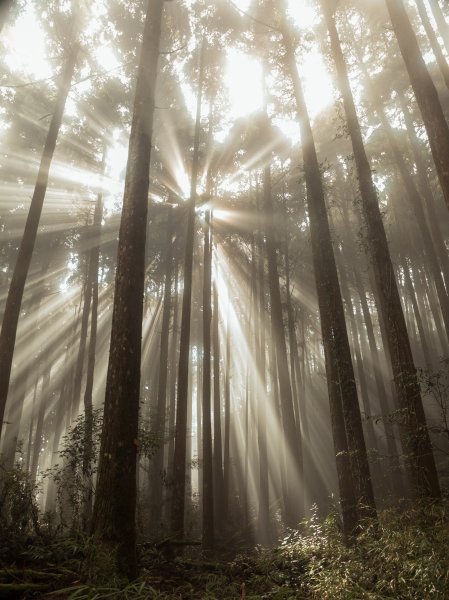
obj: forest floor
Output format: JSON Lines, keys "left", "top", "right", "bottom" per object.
{"left": 1, "top": 498, "right": 449, "bottom": 599}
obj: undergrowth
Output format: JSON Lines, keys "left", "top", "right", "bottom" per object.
{"left": 1, "top": 489, "right": 448, "bottom": 598}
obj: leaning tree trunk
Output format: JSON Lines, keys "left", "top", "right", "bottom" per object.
{"left": 415, "top": 0, "right": 449, "bottom": 91}
{"left": 0, "top": 44, "right": 78, "bottom": 441}
{"left": 428, "top": 0, "right": 449, "bottom": 55}
{"left": 278, "top": 1, "right": 374, "bottom": 534}
{"left": 89, "top": 0, "right": 164, "bottom": 581}
{"left": 324, "top": 0, "right": 440, "bottom": 498}
{"left": 384, "top": 0, "right": 449, "bottom": 213}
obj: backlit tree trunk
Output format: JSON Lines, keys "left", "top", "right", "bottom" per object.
{"left": 279, "top": 3, "right": 374, "bottom": 533}
{"left": 0, "top": 44, "right": 78, "bottom": 441}
{"left": 324, "top": 0, "right": 440, "bottom": 498}
{"left": 171, "top": 39, "right": 205, "bottom": 540}
{"left": 384, "top": 0, "right": 449, "bottom": 213}
{"left": 90, "top": 0, "right": 164, "bottom": 580}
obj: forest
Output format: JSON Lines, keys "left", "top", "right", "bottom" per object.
{"left": 1, "top": 0, "right": 449, "bottom": 597}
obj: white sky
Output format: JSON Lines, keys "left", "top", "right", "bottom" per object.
{"left": 2, "top": 0, "right": 335, "bottom": 193}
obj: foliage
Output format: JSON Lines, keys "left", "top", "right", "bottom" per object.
{"left": 44, "top": 409, "right": 103, "bottom": 531}
{"left": 23, "top": 500, "right": 444, "bottom": 599}
{"left": 0, "top": 457, "right": 41, "bottom": 559}
{"left": 45, "top": 409, "right": 159, "bottom": 531}
{"left": 247, "top": 501, "right": 449, "bottom": 600}
{"left": 420, "top": 357, "right": 449, "bottom": 452}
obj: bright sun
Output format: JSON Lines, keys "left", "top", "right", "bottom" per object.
{"left": 225, "top": 48, "right": 263, "bottom": 118}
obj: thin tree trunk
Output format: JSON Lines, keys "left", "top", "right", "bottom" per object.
{"left": 323, "top": 2, "right": 440, "bottom": 498}
{"left": 30, "top": 366, "right": 51, "bottom": 483}
{"left": 223, "top": 302, "right": 231, "bottom": 521}
{"left": 81, "top": 183, "right": 104, "bottom": 531}
{"left": 150, "top": 208, "right": 175, "bottom": 534}
{"left": 71, "top": 240, "right": 93, "bottom": 422}
{"left": 212, "top": 280, "right": 224, "bottom": 524}
{"left": 255, "top": 221, "right": 269, "bottom": 541}
{"left": 396, "top": 88, "right": 449, "bottom": 291}
{"left": 415, "top": 0, "right": 449, "bottom": 91}
{"left": 201, "top": 209, "right": 214, "bottom": 550}
{"left": 0, "top": 45, "right": 78, "bottom": 440}
{"left": 384, "top": 0, "right": 449, "bottom": 213}
{"left": 263, "top": 157, "right": 303, "bottom": 526}
{"left": 171, "top": 39, "right": 205, "bottom": 540}
{"left": 279, "top": 4, "right": 369, "bottom": 534}
{"left": 428, "top": 0, "right": 449, "bottom": 55}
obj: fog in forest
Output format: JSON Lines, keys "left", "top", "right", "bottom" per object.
{"left": 1, "top": 0, "right": 449, "bottom": 597}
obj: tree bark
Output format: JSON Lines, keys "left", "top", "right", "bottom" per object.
{"left": 278, "top": 3, "right": 371, "bottom": 534}
{"left": 324, "top": 2, "right": 440, "bottom": 499}
{"left": 90, "top": 0, "right": 164, "bottom": 581}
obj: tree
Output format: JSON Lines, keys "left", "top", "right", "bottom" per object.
{"left": 0, "top": 42, "right": 79, "bottom": 441}
{"left": 384, "top": 0, "right": 449, "bottom": 213}
{"left": 202, "top": 209, "right": 214, "bottom": 550}
{"left": 89, "top": 0, "right": 165, "bottom": 580}
{"left": 171, "top": 37, "right": 205, "bottom": 541}
{"left": 277, "top": 0, "right": 376, "bottom": 534}
{"left": 322, "top": 0, "right": 440, "bottom": 499}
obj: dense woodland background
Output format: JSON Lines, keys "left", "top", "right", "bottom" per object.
{"left": 1, "top": 0, "right": 449, "bottom": 597}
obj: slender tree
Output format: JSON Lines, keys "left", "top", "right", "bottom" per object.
{"left": 0, "top": 43, "right": 78, "bottom": 441}
{"left": 384, "top": 0, "right": 449, "bottom": 212}
{"left": 171, "top": 38, "right": 205, "bottom": 540}
{"left": 322, "top": 0, "right": 440, "bottom": 498}
{"left": 201, "top": 209, "right": 214, "bottom": 550}
{"left": 149, "top": 207, "right": 175, "bottom": 534}
{"left": 277, "top": 0, "right": 376, "bottom": 533}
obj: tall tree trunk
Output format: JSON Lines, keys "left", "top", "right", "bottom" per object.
{"left": 428, "top": 0, "right": 449, "bottom": 55}
{"left": 395, "top": 88, "right": 449, "bottom": 291}
{"left": 263, "top": 157, "right": 303, "bottom": 526}
{"left": 150, "top": 208, "right": 175, "bottom": 535}
{"left": 71, "top": 240, "right": 93, "bottom": 422}
{"left": 383, "top": 0, "right": 449, "bottom": 213}
{"left": 323, "top": 1, "right": 440, "bottom": 498}
{"left": 171, "top": 39, "right": 205, "bottom": 540}
{"left": 358, "top": 71, "right": 449, "bottom": 343}
{"left": 30, "top": 366, "right": 51, "bottom": 483}
{"left": 2, "top": 250, "right": 52, "bottom": 468}
{"left": 223, "top": 301, "right": 231, "bottom": 521}
{"left": 90, "top": 0, "right": 164, "bottom": 581}
{"left": 201, "top": 210, "right": 214, "bottom": 550}
{"left": 212, "top": 280, "right": 224, "bottom": 524}
{"left": 0, "top": 45, "right": 78, "bottom": 441}
{"left": 278, "top": 4, "right": 371, "bottom": 534}
{"left": 81, "top": 184, "right": 103, "bottom": 531}
{"left": 167, "top": 262, "right": 179, "bottom": 483}
{"left": 415, "top": 0, "right": 449, "bottom": 91}
{"left": 255, "top": 221, "right": 270, "bottom": 541}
